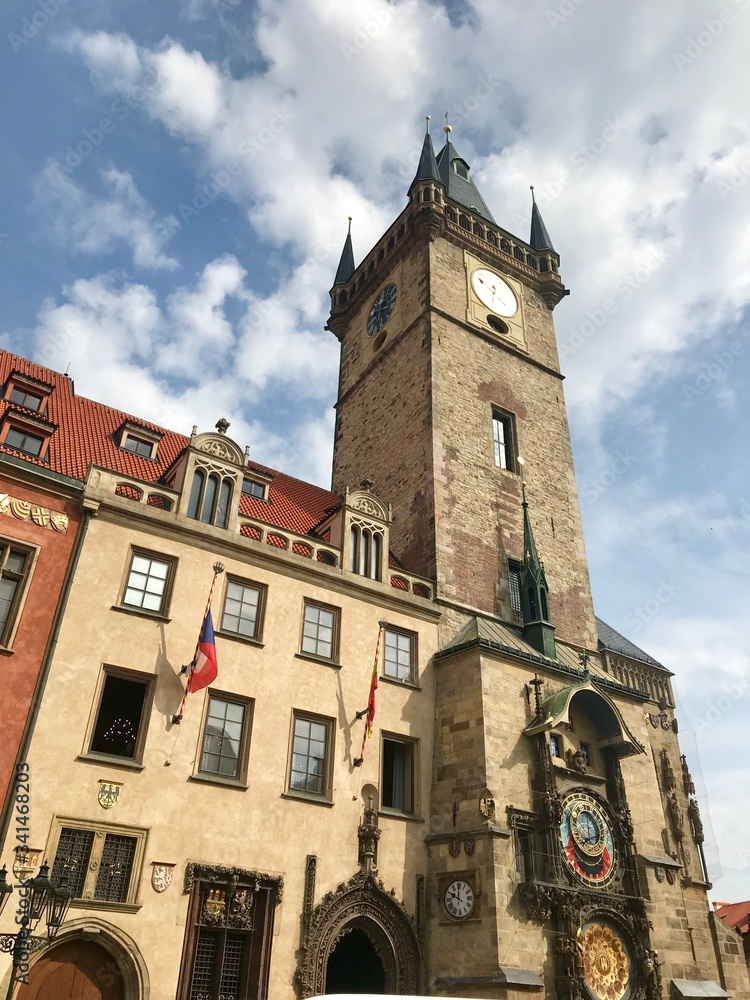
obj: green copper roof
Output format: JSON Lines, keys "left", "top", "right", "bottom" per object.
{"left": 529, "top": 188, "right": 555, "bottom": 252}
{"left": 409, "top": 120, "right": 441, "bottom": 191}
{"left": 333, "top": 221, "right": 355, "bottom": 285}
{"left": 435, "top": 137, "right": 496, "bottom": 224}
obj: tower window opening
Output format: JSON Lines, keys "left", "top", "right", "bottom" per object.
{"left": 541, "top": 590, "right": 549, "bottom": 621}
{"left": 487, "top": 231, "right": 498, "bottom": 247}
{"left": 459, "top": 215, "right": 470, "bottom": 231}
{"left": 508, "top": 561, "right": 523, "bottom": 626}
{"left": 492, "top": 410, "right": 517, "bottom": 472}
{"left": 452, "top": 160, "right": 469, "bottom": 179}
{"left": 527, "top": 588, "right": 538, "bottom": 620}
{"left": 501, "top": 238, "right": 511, "bottom": 253}
{"left": 446, "top": 207, "right": 456, "bottom": 222}
{"left": 473, "top": 223, "right": 484, "bottom": 238}
{"left": 513, "top": 245, "right": 524, "bottom": 261}
{"left": 487, "top": 316, "right": 510, "bottom": 336}
{"left": 540, "top": 258, "right": 549, "bottom": 272}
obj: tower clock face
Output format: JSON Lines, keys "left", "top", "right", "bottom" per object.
{"left": 471, "top": 268, "right": 518, "bottom": 317}
{"left": 559, "top": 792, "right": 617, "bottom": 887}
{"left": 443, "top": 878, "right": 475, "bottom": 920}
{"left": 366, "top": 283, "right": 398, "bottom": 336}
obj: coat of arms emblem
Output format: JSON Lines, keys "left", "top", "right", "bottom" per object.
{"left": 151, "top": 863, "right": 175, "bottom": 893}
{"left": 98, "top": 780, "right": 123, "bottom": 809}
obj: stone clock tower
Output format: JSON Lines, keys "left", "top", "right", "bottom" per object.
{"left": 328, "top": 121, "right": 597, "bottom": 652}
{"left": 326, "top": 123, "right": 747, "bottom": 999}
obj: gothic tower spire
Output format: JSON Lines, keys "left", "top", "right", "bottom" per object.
{"left": 529, "top": 185, "right": 555, "bottom": 252}
{"left": 334, "top": 217, "right": 355, "bottom": 285}
{"left": 435, "top": 123, "right": 495, "bottom": 223}
{"left": 409, "top": 116, "right": 441, "bottom": 193}
{"left": 520, "top": 480, "right": 556, "bottom": 659}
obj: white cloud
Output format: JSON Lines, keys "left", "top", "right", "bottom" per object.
{"left": 32, "top": 162, "right": 179, "bottom": 270}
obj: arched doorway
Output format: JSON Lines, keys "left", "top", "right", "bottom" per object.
{"left": 18, "top": 940, "right": 124, "bottom": 1000}
{"left": 297, "top": 870, "right": 422, "bottom": 997}
{"left": 325, "top": 928, "right": 386, "bottom": 994}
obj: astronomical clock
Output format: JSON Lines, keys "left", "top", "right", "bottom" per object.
{"left": 516, "top": 671, "right": 662, "bottom": 1000}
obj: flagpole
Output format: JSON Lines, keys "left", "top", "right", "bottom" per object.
{"left": 353, "top": 619, "right": 386, "bottom": 767}
{"left": 165, "top": 561, "right": 224, "bottom": 765}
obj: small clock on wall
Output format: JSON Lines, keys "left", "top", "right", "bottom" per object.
{"left": 443, "top": 877, "right": 475, "bottom": 920}
{"left": 366, "top": 283, "right": 398, "bottom": 336}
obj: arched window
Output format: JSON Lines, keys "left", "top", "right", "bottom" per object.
{"left": 188, "top": 469, "right": 233, "bottom": 528}
{"left": 541, "top": 590, "right": 549, "bottom": 620}
{"left": 349, "top": 525, "right": 382, "bottom": 580}
{"left": 528, "top": 588, "right": 538, "bottom": 620}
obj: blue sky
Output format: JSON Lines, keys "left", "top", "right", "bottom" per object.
{"left": 2, "top": 0, "right": 749, "bottom": 898}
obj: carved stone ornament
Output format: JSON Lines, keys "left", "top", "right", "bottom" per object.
{"left": 681, "top": 755, "right": 696, "bottom": 795}
{"left": 151, "top": 862, "right": 175, "bottom": 893}
{"left": 660, "top": 749, "right": 677, "bottom": 791}
{"left": 296, "top": 869, "right": 422, "bottom": 998}
{"left": 654, "top": 866, "right": 665, "bottom": 883}
{"left": 0, "top": 492, "right": 69, "bottom": 532}
{"left": 687, "top": 797, "right": 705, "bottom": 844}
{"left": 479, "top": 796, "right": 496, "bottom": 819}
{"left": 97, "top": 780, "right": 123, "bottom": 809}
{"left": 346, "top": 488, "right": 389, "bottom": 522}
{"left": 184, "top": 862, "right": 284, "bottom": 906}
{"left": 193, "top": 431, "right": 244, "bottom": 465}
{"left": 448, "top": 839, "right": 460, "bottom": 858}
{"left": 566, "top": 748, "right": 588, "bottom": 774}
{"left": 667, "top": 792, "right": 685, "bottom": 841}
{"left": 463, "top": 836, "right": 476, "bottom": 856}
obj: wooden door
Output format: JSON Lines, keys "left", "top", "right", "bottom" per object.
{"left": 18, "top": 940, "right": 125, "bottom": 1000}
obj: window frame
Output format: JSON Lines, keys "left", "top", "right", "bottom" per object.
{"left": 491, "top": 407, "right": 518, "bottom": 473}
{"left": 117, "top": 422, "right": 161, "bottom": 462}
{"left": 218, "top": 575, "right": 267, "bottom": 644}
{"left": 187, "top": 468, "right": 235, "bottom": 529}
{"left": 382, "top": 626, "right": 417, "bottom": 686}
{"left": 4, "top": 374, "right": 51, "bottom": 414}
{"left": 286, "top": 710, "right": 335, "bottom": 802}
{"left": 507, "top": 560, "right": 524, "bottom": 626}
{"left": 195, "top": 690, "right": 254, "bottom": 786}
{"left": 299, "top": 599, "right": 340, "bottom": 663}
{"left": 1, "top": 419, "right": 52, "bottom": 461}
{"left": 85, "top": 665, "right": 155, "bottom": 766}
{"left": 0, "top": 538, "right": 38, "bottom": 651}
{"left": 241, "top": 476, "right": 270, "bottom": 501}
{"left": 380, "top": 732, "right": 418, "bottom": 818}
{"left": 46, "top": 816, "right": 147, "bottom": 910}
{"left": 119, "top": 547, "right": 176, "bottom": 618}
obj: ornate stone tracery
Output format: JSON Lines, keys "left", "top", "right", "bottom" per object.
{"left": 296, "top": 869, "right": 422, "bottom": 998}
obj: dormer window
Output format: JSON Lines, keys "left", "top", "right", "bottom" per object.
{"left": 118, "top": 422, "right": 161, "bottom": 462}
{"left": 188, "top": 469, "right": 233, "bottom": 529}
{"left": 0, "top": 412, "right": 54, "bottom": 462}
{"left": 242, "top": 477, "right": 268, "bottom": 501}
{"left": 5, "top": 427, "right": 44, "bottom": 457}
{"left": 4, "top": 373, "right": 52, "bottom": 414}
{"left": 452, "top": 159, "right": 470, "bottom": 180}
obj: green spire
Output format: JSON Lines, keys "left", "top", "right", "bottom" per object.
{"left": 409, "top": 116, "right": 442, "bottom": 193}
{"left": 529, "top": 186, "right": 555, "bottom": 252}
{"left": 334, "top": 218, "right": 355, "bottom": 285}
{"left": 520, "top": 482, "right": 556, "bottom": 658}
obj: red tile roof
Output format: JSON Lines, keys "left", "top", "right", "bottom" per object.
{"left": 715, "top": 901, "right": 750, "bottom": 936}
{"left": 0, "top": 350, "right": 341, "bottom": 537}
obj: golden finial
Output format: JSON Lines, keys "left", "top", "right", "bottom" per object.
{"left": 444, "top": 111, "right": 452, "bottom": 135}
{"left": 347, "top": 216, "right": 352, "bottom": 234}
{"left": 425, "top": 115, "right": 431, "bottom": 134}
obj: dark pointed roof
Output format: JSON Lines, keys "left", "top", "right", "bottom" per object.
{"left": 521, "top": 483, "right": 547, "bottom": 589}
{"left": 333, "top": 219, "right": 355, "bottom": 285}
{"left": 529, "top": 187, "right": 555, "bottom": 252}
{"left": 595, "top": 617, "right": 666, "bottom": 669}
{"left": 435, "top": 133, "right": 496, "bottom": 224}
{"left": 409, "top": 118, "right": 441, "bottom": 192}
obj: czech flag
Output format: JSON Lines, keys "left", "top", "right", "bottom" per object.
{"left": 187, "top": 609, "right": 218, "bottom": 693}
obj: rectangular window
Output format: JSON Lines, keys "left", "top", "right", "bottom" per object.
{"left": 0, "top": 541, "right": 34, "bottom": 647}
{"left": 5, "top": 426, "right": 45, "bottom": 457}
{"left": 549, "top": 733, "right": 561, "bottom": 759}
{"left": 300, "top": 600, "right": 339, "bottom": 661}
{"left": 48, "top": 820, "right": 146, "bottom": 905}
{"left": 508, "top": 561, "right": 523, "bottom": 626}
{"left": 381, "top": 735, "right": 416, "bottom": 815}
{"left": 8, "top": 387, "right": 43, "bottom": 411}
{"left": 241, "top": 477, "right": 268, "bottom": 500}
{"left": 199, "top": 695, "right": 252, "bottom": 781}
{"left": 122, "top": 435, "right": 154, "bottom": 459}
{"left": 221, "top": 578, "right": 265, "bottom": 640}
{"left": 579, "top": 742, "right": 591, "bottom": 766}
{"left": 89, "top": 670, "right": 151, "bottom": 762}
{"left": 492, "top": 409, "right": 516, "bottom": 472}
{"left": 383, "top": 628, "right": 416, "bottom": 683}
{"left": 289, "top": 713, "right": 332, "bottom": 797}
{"left": 122, "top": 550, "right": 174, "bottom": 614}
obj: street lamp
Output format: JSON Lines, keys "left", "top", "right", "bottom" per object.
{"left": 0, "top": 862, "right": 72, "bottom": 1000}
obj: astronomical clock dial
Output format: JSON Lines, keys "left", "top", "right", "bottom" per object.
{"left": 471, "top": 268, "right": 518, "bottom": 317}
{"left": 559, "top": 792, "right": 617, "bottom": 887}
{"left": 579, "top": 920, "right": 635, "bottom": 1000}
{"left": 366, "top": 283, "right": 398, "bottom": 336}
{"left": 443, "top": 878, "right": 475, "bottom": 920}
